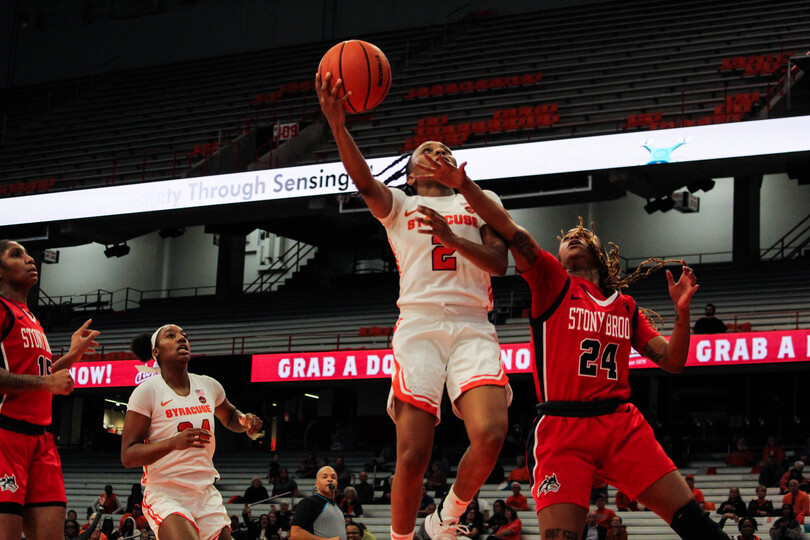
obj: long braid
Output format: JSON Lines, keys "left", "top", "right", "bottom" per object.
{"left": 560, "top": 218, "right": 681, "bottom": 329}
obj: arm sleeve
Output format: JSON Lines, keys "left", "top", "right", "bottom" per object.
{"left": 291, "top": 497, "right": 321, "bottom": 534}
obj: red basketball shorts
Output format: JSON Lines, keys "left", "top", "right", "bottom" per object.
{"left": 0, "top": 428, "right": 66, "bottom": 513}
{"left": 528, "top": 403, "right": 676, "bottom": 512}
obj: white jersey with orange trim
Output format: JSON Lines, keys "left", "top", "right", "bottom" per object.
{"left": 127, "top": 372, "right": 225, "bottom": 490}
{"left": 380, "top": 188, "right": 501, "bottom": 310}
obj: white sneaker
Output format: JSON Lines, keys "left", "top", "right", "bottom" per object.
{"left": 424, "top": 509, "right": 470, "bottom": 540}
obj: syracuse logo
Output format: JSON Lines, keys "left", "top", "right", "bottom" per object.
{"left": 536, "top": 473, "right": 561, "bottom": 495}
{"left": 0, "top": 474, "right": 19, "bottom": 493}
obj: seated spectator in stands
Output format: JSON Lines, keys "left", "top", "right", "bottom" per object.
{"left": 139, "top": 531, "right": 153, "bottom": 540}
{"left": 243, "top": 504, "right": 280, "bottom": 540}
{"left": 242, "top": 477, "right": 270, "bottom": 504}
{"left": 780, "top": 461, "right": 809, "bottom": 494}
{"left": 68, "top": 509, "right": 79, "bottom": 522}
{"left": 424, "top": 459, "right": 448, "bottom": 498}
{"left": 726, "top": 437, "right": 756, "bottom": 468}
{"left": 590, "top": 473, "right": 608, "bottom": 505}
{"left": 334, "top": 456, "right": 352, "bottom": 491}
{"left": 718, "top": 515, "right": 760, "bottom": 540}
{"left": 125, "top": 483, "right": 142, "bottom": 514}
{"left": 760, "top": 452, "right": 787, "bottom": 489}
{"left": 298, "top": 450, "right": 318, "bottom": 478}
{"left": 339, "top": 486, "right": 364, "bottom": 518}
{"left": 473, "top": 490, "right": 491, "bottom": 521}
{"left": 118, "top": 516, "right": 140, "bottom": 539}
{"left": 486, "top": 506, "right": 521, "bottom": 540}
{"left": 685, "top": 474, "right": 706, "bottom": 510}
{"left": 354, "top": 471, "right": 374, "bottom": 505}
{"left": 748, "top": 485, "right": 775, "bottom": 518}
{"left": 356, "top": 521, "right": 376, "bottom": 540}
{"left": 484, "top": 499, "right": 507, "bottom": 534}
{"left": 693, "top": 303, "right": 727, "bottom": 334}
{"left": 615, "top": 489, "right": 640, "bottom": 511}
{"left": 417, "top": 484, "right": 436, "bottom": 518}
{"left": 375, "top": 474, "right": 393, "bottom": 504}
{"left": 606, "top": 515, "right": 627, "bottom": 540}
{"left": 593, "top": 494, "right": 617, "bottom": 528}
{"left": 92, "top": 484, "right": 125, "bottom": 514}
{"left": 762, "top": 436, "right": 787, "bottom": 466}
{"left": 718, "top": 487, "right": 748, "bottom": 519}
{"left": 505, "top": 482, "right": 529, "bottom": 511}
{"left": 769, "top": 503, "right": 802, "bottom": 539}
{"left": 345, "top": 521, "right": 363, "bottom": 540}
{"left": 267, "top": 453, "right": 282, "bottom": 485}
{"left": 458, "top": 507, "right": 484, "bottom": 539}
{"left": 99, "top": 514, "right": 122, "bottom": 539}
{"left": 118, "top": 504, "right": 147, "bottom": 532}
{"left": 581, "top": 511, "right": 606, "bottom": 540}
{"left": 506, "top": 455, "right": 530, "bottom": 484}
{"left": 275, "top": 501, "right": 292, "bottom": 532}
{"left": 272, "top": 468, "right": 299, "bottom": 497}
{"left": 782, "top": 479, "right": 809, "bottom": 523}
{"left": 230, "top": 515, "right": 248, "bottom": 540}
{"left": 65, "top": 519, "right": 81, "bottom": 540}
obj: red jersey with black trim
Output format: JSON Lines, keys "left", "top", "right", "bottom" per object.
{"left": 522, "top": 250, "right": 658, "bottom": 403}
{"left": 0, "top": 296, "right": 53, "bottom": 425}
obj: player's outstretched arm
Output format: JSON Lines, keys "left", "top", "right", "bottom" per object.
{"left": 53, "top": 319, "right": 100, "bottom": 372}
{"left": 416, "top": 155, "right": 541, "bottom": 272}
{"left": 316, "top": 72, "right": 392, "bottom": 219}
{"left": 120, "top": 410, "right": 211, "bottom": 468}
{"left": 641, "top": 262, "right": 698, "bottom": 373}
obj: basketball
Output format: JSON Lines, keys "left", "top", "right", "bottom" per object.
{"left": 318, "top": 40, "right": 392, "bottom": 114}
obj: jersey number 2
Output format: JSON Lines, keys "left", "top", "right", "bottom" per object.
{"left": 432, "top": 236, "right": 457, "bottom": 271}
{"left": 178, "top": 419, "right": 211, "bottom": 432}
{"left": 578, "top": 339, "right": 618, "bottom": 380}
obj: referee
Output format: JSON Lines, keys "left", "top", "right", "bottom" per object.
{"left": 291, "top": 466, "right": 347, "bottom": 540}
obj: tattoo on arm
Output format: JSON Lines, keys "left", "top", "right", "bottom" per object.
{"left": 642, "top": 343, "right": 665, "bottom": 364}
{"left": 510, "top": 231, "right": 537, "bottom": 265}
{"left": 0, "top": 369, "right": 42, "bottom": 392}
{"left": 543, "top": 529, "right": 579, "bottom": 539}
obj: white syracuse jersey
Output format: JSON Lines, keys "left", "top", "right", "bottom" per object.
{"left": 380, "top": 188, "right": 500, "bottom": 309}
{"left": 127, "top": 373, "right": 225, "bottom": 489}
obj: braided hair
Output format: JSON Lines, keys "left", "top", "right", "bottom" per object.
{"left": 559, "top": 217, "right": 682, "bottom": 329}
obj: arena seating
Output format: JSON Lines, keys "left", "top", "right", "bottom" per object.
{"left": 61, "top": 450, "right": 805, "bottom": 539}
{"left": 2, "top": 1, "right": 809, "bottom": 192}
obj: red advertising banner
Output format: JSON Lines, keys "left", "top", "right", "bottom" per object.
{"left": 69, "top": 359, "right": 159, "bottom": 389}
{"left": 252, "top": 329, "right": 810, "bottom": 383}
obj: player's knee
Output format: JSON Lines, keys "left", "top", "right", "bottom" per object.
{"left": 670, "top": 499, "right": 729, "bottom": 540}
{"left": 396, "top": 445, "right": 431, "bottom": 473}
{"left": 471, "top": 427, "right": 506, "bottom": 457}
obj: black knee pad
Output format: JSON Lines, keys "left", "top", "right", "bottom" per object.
{"left": 670, "top": 499, "right": 730, "bottom": 540}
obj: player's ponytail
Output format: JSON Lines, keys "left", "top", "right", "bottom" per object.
{"left": 377, "top": 154, "right": 414, "bottom": 195}
{"left": 130, "top": 333, "right": 153, "bottom": 362}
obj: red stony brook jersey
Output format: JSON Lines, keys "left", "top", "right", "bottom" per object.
{"left": 0, "top": 297, "right": 53, "bottom": 425}
{"left": 522, "top": 250, "right": 658, "bottom": 403}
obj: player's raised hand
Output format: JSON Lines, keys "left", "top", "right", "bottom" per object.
{"left": 316, "top": 72, "right": 350, "bottom": 128}
{"left": 414, "top": 153, "right": 468, "bottom": 189}
{"left": 69, "top": 319, "right": 100, "bottom": 358}
{"left": 666, "top": 261, "right": 699, "bottom": 313}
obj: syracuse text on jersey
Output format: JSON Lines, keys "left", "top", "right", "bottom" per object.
{"left": 165, "top": 404, "right": 212, "bottom": 418}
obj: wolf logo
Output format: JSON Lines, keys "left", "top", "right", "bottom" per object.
{"left": 537, "top": 473, "right": 560, "bottom": 495}
{"left": 0, "top": 474, "right": 19, "bottom": 493}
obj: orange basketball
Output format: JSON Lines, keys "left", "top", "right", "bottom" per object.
{"left": 318, "top": 40, "right": 392, "bottom": 114}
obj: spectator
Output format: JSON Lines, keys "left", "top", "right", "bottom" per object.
{"left": 375, "top": 474, "right": 393, "bottom": 505}
{"left": 769, "top": 504, "right": 802, "bottom": 539}
{"left": 230, "top": 514, "right": 248, "bottom": 540}
{"left": 92, "top": 485, "right": 125, "bottom": 514}
{"left": 68, "top": 509, "right": 79, "bottom": 522}
{"left": 725, "top": 437, "right": 756, "bottom": 468}
{"left": 473, "top": 490, "right": 491, "bottom": 521}
{"left": 273, "top": 468, "right": 299, "bottom": 497}
{"left": 345, "top": 522, "right": 363, "bottom": 540}
{"left": 458, "top": 507, "right": 484, "bottom": 539}
{"left": 779, "top": 462, "right": 809, "bottom": 494}
{"left": 275, "top": 501, "right": 292, "bottom": 532}
{"left": 339, "top": 486, "right": 364, "bottom": 518}
{"left": 506, "top": 456, "right": 529, "bottom": 484}
{"left": 732, "top": 516, "right": 760, "bottom": 540}
{"left": 748, "top": 485, "right": 775, "bottom": 518}
{"left": 424, "top": 459, "right": 448, "bottom": 498}
{"left": 685, "top": 474, "right": 706, "bottom": 510}
{"left": 118, "top": 503, "right": 147, "bottom": 532}
{"left": 484, "top": 499, "right": 507, "bottom": 534}
{"left": 781, "top": 479, "right": 809, "bottom": 523}
{"left": 505, "top": 482, "right": 528, "bottom": 511}
{"left": 118, "top": 516, "right": 140, "bottom": 539}
{"left": 590, "top": 473, "right": 608, "bottom": 505}
{"left": 242, "top": 477, "right": 270, "bottom": 504}
{"left": 334, "top": 456, "right": 352, "bottom": 491}
{"left": 760, "top": 452, "right": 787, "bottom": 489}
{"left": 298, "top": 450, "right": 318, "bottom": 479}
{"left": 581, "top": 511, "right": 606, "bottom": 540}
{"left": 354, "top": 471, "right": 374, "bottom": 505}
{"left": 718, "top": 487, "right": 748, "bottom": 519}
{"left": 125, "top": 483, "right": 143, "bottom": 514}
{"left": 65, "top": 519, "right": 81, "bottom": 539}
{"left": 593, "top": 494, "right": 617, "bottom": 528}
{"left": 417, "top": 485, "right": 436, "bottom": 518}
{"left": 486, "top": 506, "right": 521, "bottom": 540}
{"left": 139, "top": 531, "right": 153, "bottom": 540}
{"left": 99, "top": 515, "right": 119, "bottom": 540}
{"left": 693, "top": 303, "right": 727, "bottom": 334}
{"left": 606, "top": 515, "right": 627, "bottom": 540}
{"left": 290, "top": 466, "right": 347, "bottom": 540}
{"left": 762, "top": 436, "right": 787, "bottom": 466}
{"left": 268, "top": 453, "right": 282, "bottom": 485}
{"left": 615, "top": 490, "right": 640, "bottom": 511}
{"left": 355, "top": 521, "right": 376, "bottom": 540}
{"left": 243, "top": 507, "right": 280, "bottom": 540}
